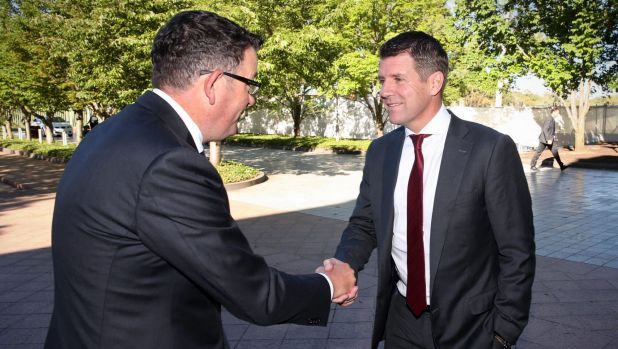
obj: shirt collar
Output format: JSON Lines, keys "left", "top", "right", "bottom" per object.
{"left": 153, "top": 88, "right": 204, "bottom": 153}
{"left": 405, "top": 104, "right": 451, "bottom": 137}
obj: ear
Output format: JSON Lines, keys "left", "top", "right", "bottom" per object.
{"left": 203, "top": 69, "right": 224, "bottom": 105}
{"left": 428, "top": 71, "right": 444, "bottom": 96}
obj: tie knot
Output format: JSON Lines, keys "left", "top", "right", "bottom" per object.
{"left": 410, "top": 134, "right": 430, "bottom": 150}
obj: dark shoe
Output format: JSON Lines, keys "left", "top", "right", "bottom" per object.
{"left": 560, "top": 164, "right": 568, "bottom": 171}
{"left": 530, "top": 166, "right": 538, "bottom": 171}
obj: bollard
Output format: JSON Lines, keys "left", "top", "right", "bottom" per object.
{"left": 62, "top": 130, "right": 68, "bottom": 146}
{"left": 38, "top": 129, "right": 43, "bottom": 143}
{"left": 18, "top": 128, "right": 23, "bottom": 140}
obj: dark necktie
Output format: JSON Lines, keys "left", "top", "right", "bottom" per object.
{"left": 407, "top": 134, "right": 430, "bottom": 316}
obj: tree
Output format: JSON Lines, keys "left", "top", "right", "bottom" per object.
{"left": 78, "top": 0, "right": 192, "bottom": 118}
{"left": 451, "top": 0, "right": 524, "bottom": 107}
{"left": 0, "top": 1, "right": 22, "bottom": 139}
{"left": 486, "top": 0, "right": 617, "bottom": 150}
{"left": 322, "top": 0, "right": 452, "bottom": 137}
{"left": 0, "top": 0, "right": 72, "bottom": 143}
{"left": 206, "top": 0, "right": 341, "bottom": 137}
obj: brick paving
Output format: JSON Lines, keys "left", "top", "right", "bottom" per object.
{"left": 1, "top": 145, "right": 617, "bottom": 348}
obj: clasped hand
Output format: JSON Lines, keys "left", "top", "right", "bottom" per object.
{"left": 316, "top": 258, "right": 358, "bottom": 306}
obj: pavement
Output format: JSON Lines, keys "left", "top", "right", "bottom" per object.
{"left": 1, "top": 145, "right": 617, "bottom": 349}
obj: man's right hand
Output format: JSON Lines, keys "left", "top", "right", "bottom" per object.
{"left": 317, "top": 258, "right": 358, "bottom": 306}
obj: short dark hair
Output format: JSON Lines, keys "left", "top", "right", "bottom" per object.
{"left": 380, "top": 31, "right": 448, "bottom": 84}
{"left": 151, "top": 11, "right": 263, "bottom": 90}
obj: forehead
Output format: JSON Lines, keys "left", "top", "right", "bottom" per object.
{"left": 378, "top": 53, "right": 417, "bottom": 76}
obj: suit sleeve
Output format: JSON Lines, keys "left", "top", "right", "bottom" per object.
{"left": 485, "top": 135, "right": 535, "bottom": 343}
{"left": 135, "top": 148, "right": 331, "bottom": 326}
{"left": 335, "top": 143, "right": 378, "bottom": 271}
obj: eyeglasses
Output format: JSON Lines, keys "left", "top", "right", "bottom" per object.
{"left": 200, "top": 69, "right": 260, "bottom": 95}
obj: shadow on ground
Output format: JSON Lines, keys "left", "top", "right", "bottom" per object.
{"left": 1, "top": 208, "right": 617, "bottom": 348}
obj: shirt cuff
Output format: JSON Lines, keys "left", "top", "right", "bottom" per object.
{"left": 317, "top": 272, "right": 334, "bottom": 300}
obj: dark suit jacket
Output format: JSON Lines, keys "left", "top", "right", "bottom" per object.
{"left": 335, "top": 113, "right": 535, "bottom": 349}
{"left": 45, "top": 92, "right": 331, "bottom": 349}
{"left": 539, "top": 116, "right": 556, "bottom": 144}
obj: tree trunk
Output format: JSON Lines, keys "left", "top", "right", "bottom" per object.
{"left": 45, "top": 112, "right": 54, "bottom": 144}
{"left": 561, "top": 79, "right": 591, "bottom": 151}
{"left": 19, "top": 107, "right": 32, "bottom": 141}
{"left": 363, "top": 94, "right": 385, "bottom": 138}
{"left": 3, "top": 120, "right": 13, "bottom": 139}
{"left": 209, "top": 141, "right": 221, "bottom": 167}
{"left": 74, "top": 109, "right": 84, "bottom": 143}
{"left": 24, "top": 117, "right": 32, "bottom": 140}
{"left": 291, "top": 99, "right": 302, "bottom": 137}
{"left": 374, "top": 96, "right": 385, "bottom": 137}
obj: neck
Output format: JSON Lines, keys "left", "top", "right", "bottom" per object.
{"left": 160, "top": 86, "right": 203, "bottom": 129}
{"left": 406, "top": 99, "right": 442, "bottom": 133}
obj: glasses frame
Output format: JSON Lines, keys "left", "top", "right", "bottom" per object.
{"left": 199, "top": 69, "right": 260, "bottom": 95}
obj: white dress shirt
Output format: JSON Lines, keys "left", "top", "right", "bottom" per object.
{"left": 392, "top": 105, "right": 451, "bottom": 304}
{"left": 153, "top": 88, "right": 204, "bottom": 153}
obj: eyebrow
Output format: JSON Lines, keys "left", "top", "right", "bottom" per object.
{"left": 379, "top": 73, "right": 406, "bottom": 79}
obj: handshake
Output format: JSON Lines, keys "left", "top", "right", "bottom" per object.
{"left": 316, "top": 258, "right": 359, "bottom": 306}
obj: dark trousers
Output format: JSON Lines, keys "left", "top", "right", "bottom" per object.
{"left": 384, "top": 292, "right": 435, "bottom": 349}
{"left": 530, "top": 141, "right": 563, "bottom": 168}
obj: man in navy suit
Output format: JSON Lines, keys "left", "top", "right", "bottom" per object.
{"left": 530, "top": 106, "right": 567, "bottom": 171}
{"left": 45, "top": 11, "right": 355, "bottom": 349}
{"left": 323, "top": 32, "right": 535, "bottom": 349}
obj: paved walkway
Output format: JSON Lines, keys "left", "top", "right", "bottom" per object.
{"left": 1, "top": 146, "right": 617, "bottom": 348}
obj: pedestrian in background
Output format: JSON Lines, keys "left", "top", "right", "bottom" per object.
{"left": 531, "top": 106, "right": 567, "bottom": 171}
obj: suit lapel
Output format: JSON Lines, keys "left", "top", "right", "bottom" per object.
{"left": 136, "top": 91, "right": 199, "bottom": 151}
{"left": 430, "top": 113, "right": 471, "bottom": 293}
{"left": 378, "top": 127, "right": 405, "bottom": 252}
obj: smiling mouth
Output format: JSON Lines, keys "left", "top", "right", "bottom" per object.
{"left": 386, "top": 102, "right": 402, "bottom": 108}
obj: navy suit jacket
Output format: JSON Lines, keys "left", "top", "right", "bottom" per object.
{"left": 45, "top": 92, "right": 331, "bottom": 349}
{"left": 539, "top": 116, "right": 556, "bottom": 144}
{"left": 335, "top": 113, "right": 535, "bottom": 349}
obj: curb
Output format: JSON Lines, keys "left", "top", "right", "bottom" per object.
{"left": 222, "top": 142, "right": 366, "bottom": 155}
{"left": 0, "top": 175, "right": 32, "bottom": 190}
{"left": 1, "top": 147, "right": 269, "bottom": 191}
{"left": 225, "top": 171, "right": 268, "bottom": 191}
{"left": 0, "top": 147, "right": 68, "bottom": 164}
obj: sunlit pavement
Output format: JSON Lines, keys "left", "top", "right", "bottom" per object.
{"left": 224, "top": 147, "right": 618, "bottom": 268}
{"left": 0, "top": 147, "right": 617, "bottom": 348}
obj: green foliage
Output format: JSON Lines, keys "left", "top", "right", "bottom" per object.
{"left": 2, "top": 0, "right": 614, "bottom": 147}
{"left": 201, "top": 0, "right": 340, "bottom": 136}
{"left": 323, "top": 0, "right": 452, "bottom": 133}
{"left": 503, "top": 0, "right": 616, "bottom": 96}
{"left": 216, "top": 160, "right": 260, "bottom": 184}
{"left": 451, "top": 0, "right": 523, "bottom": 105}
{"left": 0, "top": 139, "right": 77, "bottom": 159}
{"left": 459, "top": 0, "right": 616, "bottom": 149}
{"left": 71, "top": 0, "right": 193, "bottom": 111}
{"left": 225, "top": 133, "right": 371, "bottom": 152}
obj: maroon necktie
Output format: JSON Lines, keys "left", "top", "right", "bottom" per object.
{"left": 406, "top": 134, "right": 430, "bottom": 316}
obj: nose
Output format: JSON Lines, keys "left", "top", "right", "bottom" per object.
{"left": 379, "top": 81, "right": 391, "bottom": 100}
{"left": 248, "top": 94, "right": 256, "bottom": 107}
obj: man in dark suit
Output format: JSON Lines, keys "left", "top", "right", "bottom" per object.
{"left": 322, "top": 32, "right": 535, "bottom": 348}
{"left": 45, "top": 11, "right": 355, "bottom": 349}
{"left": 530, "top": 106, "right": 566, "bottom": 171}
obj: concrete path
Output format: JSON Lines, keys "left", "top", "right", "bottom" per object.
{"left": 1, "top": 146, "right": 617, "bottom": 348}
